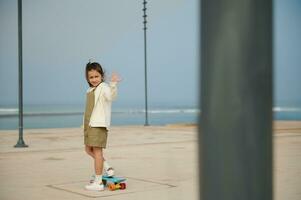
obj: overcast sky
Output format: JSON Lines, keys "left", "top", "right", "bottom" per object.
{"left": 274, "top": 0, "right": 301, "bottom": 106}
{"left": 0, "top": 0, "right": 300, "bottom": 108}
{"left": 0, "top": 0, "right": 198, "bottom": 108}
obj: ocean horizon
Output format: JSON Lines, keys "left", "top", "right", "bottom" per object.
{"left": 0, "top": 104, "right": 301, "bottom": 130}
{"left": 0, "top": 104, "right": 199, "bottom": 130}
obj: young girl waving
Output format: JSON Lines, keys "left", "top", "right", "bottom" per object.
{"left": 83, "top": 61, "right": 121, "bottom": 191}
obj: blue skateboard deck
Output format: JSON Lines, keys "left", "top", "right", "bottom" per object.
{"left": 102, "top": 175, "right": 126, "bottom": 184}
{"left": 102, "top": 175, "right": 127, "bottom": 190}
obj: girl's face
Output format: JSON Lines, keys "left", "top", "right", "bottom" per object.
{"left": 88, "top": 69, "right": 102, "bottom": 87}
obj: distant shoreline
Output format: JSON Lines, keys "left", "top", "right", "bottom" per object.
{"left": 0, "top": 108, "right": 200, "bottom": 118}
{"left": 1, "top": 120, "right": 301, "bottom": 132}
{"left": 0, "top": 111, "right": 83, "bottom": 118}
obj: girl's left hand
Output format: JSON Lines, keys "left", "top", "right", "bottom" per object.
{"left": 111, "top": 72, "right": 122, "bottom": 82}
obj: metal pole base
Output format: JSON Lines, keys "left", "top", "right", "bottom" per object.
{"left": 14, "top": 139, "right": 28, "bottom": 148}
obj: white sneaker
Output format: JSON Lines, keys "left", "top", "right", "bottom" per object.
{"left": 85, "top": 182, "right": 104, "bottom": 191}
{"left": 89, "top": 174, "right": 95, "bottom": 183}
{"left": 104, "top": 168, "right": 114, "bottom": 177}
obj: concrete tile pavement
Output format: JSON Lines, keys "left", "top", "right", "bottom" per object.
{"left": 0, "top": 126, "right": 199, "bottom": 200}
{"left": 0, "top": 122, "right": 300, "bottom": 200}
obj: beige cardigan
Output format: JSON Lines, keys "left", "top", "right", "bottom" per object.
{"left": 85, "top": 82, "right": 117, "bottom": 129}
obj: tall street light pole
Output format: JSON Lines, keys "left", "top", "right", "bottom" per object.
{"left": 199, "top": 0, "right": 273, "bottom": 199}
{"left": 15, "top": 0, "right": 28, "bottom": 148}
{"left": 142, "top": 0, "right": 149, "bottom": 126}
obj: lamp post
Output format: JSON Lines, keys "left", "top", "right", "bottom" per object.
{"left": 199, "top": 0, "right": 273, "bottom": 199}
{"left": 15, "top": 0, "right": 28, "bottom": 148}
{"left": 142, "top": 0, "right": 149, "bottom": 126}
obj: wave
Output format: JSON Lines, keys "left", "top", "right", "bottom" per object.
{"left": 0, "top": 107, "right": 200, "bottom": 117}
{"left": 0, "top": 111, "right": 83, "bottom": 117}
{"left": 114, "top": 108, "right": 200, "bottom": 114}
{"left": 273, "top": 107, "right": 301, "bottom": 112}
{"left": 0, "top": 108, "right": 18, "bottom": 113}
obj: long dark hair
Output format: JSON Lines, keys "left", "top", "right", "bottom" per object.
{"left": 85, "top": 62, "right": 105, "bottom": 87}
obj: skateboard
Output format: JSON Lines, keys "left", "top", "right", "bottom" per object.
{"left": 102, "top": 175, "right": 127, "bottom": 191}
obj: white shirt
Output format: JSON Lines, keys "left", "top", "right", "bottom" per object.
{"left": 86, "top": 82, "right": 117, "bottom": 129}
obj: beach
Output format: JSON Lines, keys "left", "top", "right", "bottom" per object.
{"left": 0, "top": 121, "right": 300, "bottom": 200}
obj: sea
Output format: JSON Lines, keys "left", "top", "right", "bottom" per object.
{"left": 0, "top": 105, "right": 199, "bottom": 130}
{"left": 0, "top": 104, "right": 301, "bottom": 130}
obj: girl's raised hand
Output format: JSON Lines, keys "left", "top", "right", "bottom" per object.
{"left": 110, "top": 72, "right": 122, "bottom": 82}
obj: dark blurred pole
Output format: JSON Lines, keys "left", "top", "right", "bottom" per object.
{"left": 199, "top": 0, "right": 273, "bottom": 199}
{"left": 15, "top": 0, "right": 28, "bottom": 148}
{"left": 142, "top": 0, "right": 149, "bottom": 126}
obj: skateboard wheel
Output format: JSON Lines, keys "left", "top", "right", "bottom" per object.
{"left": 120, "top": 183, "right": 126, "bottom": 190}
{"left": 108, "top": 183, "right": 116, "bottom": 191}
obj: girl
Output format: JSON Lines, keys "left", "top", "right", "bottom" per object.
{"left": 83, "top": 61, "right": 121, "bottom": 191}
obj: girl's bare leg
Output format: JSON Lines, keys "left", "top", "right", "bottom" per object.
{"left": 85, "top": 145, "right": 94, "bottom": 158}
{"left": 85, "top": 145, "right": 107, "bottom": 161}
{"left": 93, "top": 147, "right": 104, "bottom": 175}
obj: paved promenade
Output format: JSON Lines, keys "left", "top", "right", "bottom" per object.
{"left": 0, "top": 121, "right": 300, "bottom": 200}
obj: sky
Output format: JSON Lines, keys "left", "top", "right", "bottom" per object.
{"left": 0, "top": 0, "right": 300, "bottom": 109}
{"left": 274, "top": 0, "right": 301, "bottom": 106}
{"left": 0, "top": 0, "right": 198, "bottom": 109}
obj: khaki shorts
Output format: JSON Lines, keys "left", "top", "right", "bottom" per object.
{"left": 84, "top": 127, "right": 108, "bottom": 148}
